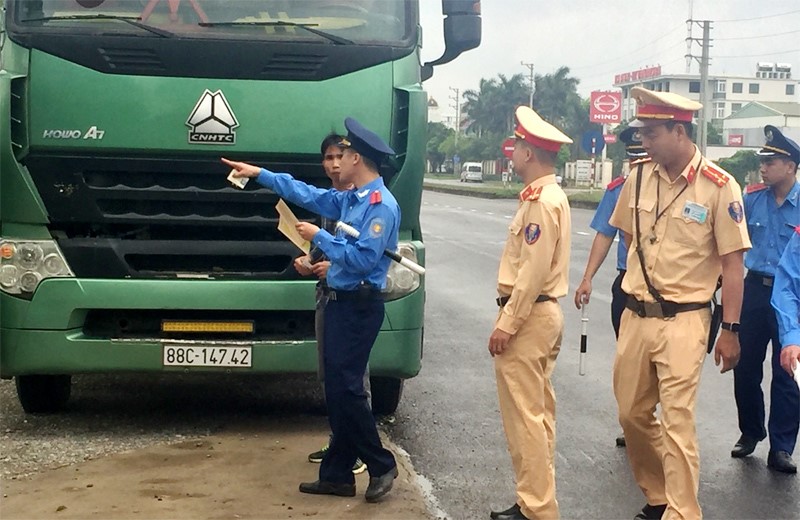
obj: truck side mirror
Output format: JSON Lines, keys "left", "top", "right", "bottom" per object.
{"left": 422, "top": 0, "right": 481, "bottom": 81}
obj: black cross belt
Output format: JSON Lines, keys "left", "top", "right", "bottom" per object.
{"left": 625, "top": 295, "right": 710, "bottom": 319}
{"left": 496, "top": 294, "right": 553, "bottom": 307}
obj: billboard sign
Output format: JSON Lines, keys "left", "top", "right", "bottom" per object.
{"left": 590, "top": 91, "right": 622, "bottom": 123}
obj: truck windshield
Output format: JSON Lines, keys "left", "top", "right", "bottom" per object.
{"left": 12, "top": 0, "right": 411, "bottom": 45}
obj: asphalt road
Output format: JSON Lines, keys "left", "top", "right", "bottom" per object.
{"left": 385, "top": 190, "right": 800, "bottom": 520}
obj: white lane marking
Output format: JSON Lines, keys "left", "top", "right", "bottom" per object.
{"left": 504, "top": 215, "right": 513, "bottom": 219}
{"left": 576, "top": 231, "right": 590, "bottom": 236}
{"left": 486, "top": 212, "right": 494, "bottom": 215}
{"left": 471, "top": 209, "right": 477, "bottom": 212}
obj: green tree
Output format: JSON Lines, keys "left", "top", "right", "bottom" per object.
{"left": 717, "top": 150, "right": 759, "bottom": 188}
{"left": 426, "top": 122, "right": 452, "bottom": 173}
{"left": 462, "top": 73, "right": 529, "bottom": 137}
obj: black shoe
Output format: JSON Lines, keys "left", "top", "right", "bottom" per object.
{"left": 298, "top": 480, "right": 356, "bottom": 497}
{"left": 634, "top": 503, "right": 667, "bottom": 519}
{"left": 490, "top": 503, "right": 520, "bottom": 519}
{"left": 731, "top": 434, "right": 759, "bottom": 458}
{"left": 364, "top": 466, "right": 398, "bottom": 502}
{"left": 616, "top": 435, "right": 627, "bottom": 447}
{"left": 767, "top": 450, "right": 797, "bottom": 474}
{"left": 490, "top": 503, "right": 528, "bottom": 520}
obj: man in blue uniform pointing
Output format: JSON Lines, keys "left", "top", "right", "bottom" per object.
{"left": 732, "top": 125, "right": 800, "bottom": 474}
{"left": 222, "top": 117, "right": 401, "bottom": 501}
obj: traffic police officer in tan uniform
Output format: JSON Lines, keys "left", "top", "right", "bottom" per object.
{"left": 609, "top": 87, "right": 751, "bottom": 520}
{"left": 489, "top": 106, "right": 572, "bottom": 520}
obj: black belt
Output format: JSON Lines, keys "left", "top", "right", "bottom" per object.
{"left": 746, "top": 271, "right": 774, "bottom": 288}
{"left": 625, "top": 295, "right": 710, "bottom": 319}
{"left": 496, "top": 294, "right": 553, "bottom": 307}
{"left": 327, "top": 288, "right": 382, "bottom": 302}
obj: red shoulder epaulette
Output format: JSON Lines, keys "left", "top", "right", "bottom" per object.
{"left": 701, "top": 164, "right": 730, "bottom": 188}
{"left": 745, "top": 183, "right": 768, "bottom": 194}
{"left": 630, "top": 157, "right": 652, "bottom": 166}
{"left": 369, "top": 190, "right": 382, "bottom": 205}
{"left": 519, "top": 185, "right": 542, "bottom": 202}
{"left": 796, "top": 225, "right": 800, "bottom": 235}
{"left": 607, "top": 176, "right": 626, "bottom": 190}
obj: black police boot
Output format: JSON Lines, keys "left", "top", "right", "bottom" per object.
{"left": 490, "top": 503, "right": 520, "bottom": 519}
{"left": 364, "top": 466, "right": 398, "bottom": 502}
{"left": 298, "top": 480, "right": 356, "bottom": 497}
{"left": 634, "top": 503, "right": 667, "bottom": 519}
{"left": 767, "top": 451, "right": 797, "bottom": 474}
{"left": 490, "top": 503, "right": 528, "bottom": 520}
{"left": 731, "top": 434, "right": 759, "bottom": 458}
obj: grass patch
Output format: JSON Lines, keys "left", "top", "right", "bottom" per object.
{"left": 567, "top": 190, "right": 604, "bottom": 204}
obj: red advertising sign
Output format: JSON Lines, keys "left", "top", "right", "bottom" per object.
{"left": 501, "top": 137, "right": 515, "bottom": 159}
{"left": 590, "top": 91, "right": 622, "bottom": 123}
{"left": 604, "top": 134, "right": 617, "bottom": 144}
{"left": 614, "top": 66, "right": 662, "bottom": 85}
{"left": 728, "top": 134, "right": 744, "bottom": 146}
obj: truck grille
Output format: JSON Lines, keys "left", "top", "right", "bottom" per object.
{"left": 24, "top": 154, "right": 328, "bottom": 279}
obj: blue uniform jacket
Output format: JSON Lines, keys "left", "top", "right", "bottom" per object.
{"left": 256, "top": 169, "right": 400, "bottom": 290}
{"left": 771, "top": 229, "right": 800, "bottom": 348}
{"left": 743, "top": 181, "right": 800, "bottom": 275}
{"left": 590, "top": 177, "right": 628, "bottom": 271}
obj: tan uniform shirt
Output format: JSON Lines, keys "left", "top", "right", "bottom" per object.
{"left": 497, "top": 174, "right": 571, "bottom": 334}
{"left": 609, "top": 146, "right": 751, "bottom": 303}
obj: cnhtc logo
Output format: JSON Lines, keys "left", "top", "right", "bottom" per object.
{"left": 186, "top": 90, "right": 239, "bottom": 144}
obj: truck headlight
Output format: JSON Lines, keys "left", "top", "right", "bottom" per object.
{"left": 0, "top": 239, "right": 74, "bottom": 297}
{"left": 383, "top": 242, "right": 421, "bottom": 301}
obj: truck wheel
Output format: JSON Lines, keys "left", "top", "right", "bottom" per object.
{"left": 370, "top": 377, "right": 404, "bottom": 415}
{"left": 15, "top": 375, "right": 72, "bottom": 413}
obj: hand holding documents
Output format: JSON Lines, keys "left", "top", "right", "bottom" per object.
{"left": 276, "top": 199, "right": 311, "bottom": 254}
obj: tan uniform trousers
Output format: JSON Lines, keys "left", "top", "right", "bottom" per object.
{"left": 614, "top": 307, "right": 710, "bottom": 520}
{"left": 495, "top": 300, "right": 563, "bottom": 520}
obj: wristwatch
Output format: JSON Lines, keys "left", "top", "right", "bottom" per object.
{"left": 721, "top": 322, "right": 740, "bottom": 333}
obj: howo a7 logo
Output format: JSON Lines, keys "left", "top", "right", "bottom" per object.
{"left": 186, "top": 90, "right": 239, "bottom": 144}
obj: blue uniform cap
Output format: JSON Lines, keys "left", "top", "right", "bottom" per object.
{"left": 339, "top": 117, "right": 395, "bottom": 168}
{"left": 619, "top": 127, "right": 648, "bottom": 159}
{"left": 757, "top": 125, "right": 800, "bottom": 164}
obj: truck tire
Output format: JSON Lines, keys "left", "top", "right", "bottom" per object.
{"left": 15, "top": 375, "right": 72, "bottom": 413}
{"left": 370, "top": 377, "right": 403, "bottom": 415}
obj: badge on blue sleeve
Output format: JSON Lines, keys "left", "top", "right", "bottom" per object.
{"left": 368, "top": 218, "right": 385, "bottom": 238}
{"left": 524, "top": 223, "right": 541, "bottom": 245}
{"left": 728, "top": 201, "right": 744, "bottom": 223}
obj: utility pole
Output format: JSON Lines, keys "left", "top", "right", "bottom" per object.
{"left": 449, "top": 86, "right": 461, "bottom": 173}
{"left": 686, "top": 19, "right": 712, "bottom": 155}
{"left": 521, "top": 61, "right": 535, "bottom": 108}
{"left": 685, "top": 0, "right": 694, "bottom": 73}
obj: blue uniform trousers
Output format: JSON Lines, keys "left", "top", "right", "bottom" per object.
{"left": 734, "top": 274, "right": 800, "bottom": 454}
{"left": 319, "top": 294, "right": 396, "bottom": 484}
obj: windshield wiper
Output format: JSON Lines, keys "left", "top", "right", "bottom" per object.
{"left": 198, "top": 20, "right": 353, "bottom": 45}
{"left": 20, "top": 15, "right": 174, "bottom": 38}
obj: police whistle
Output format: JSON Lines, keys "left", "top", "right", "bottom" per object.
{"left": 334, "top": 222, "right": 426, "bottom": 276}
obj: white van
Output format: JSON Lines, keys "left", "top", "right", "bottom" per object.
{"left": 460, "top": 162, "right": 483, "bottom": 183}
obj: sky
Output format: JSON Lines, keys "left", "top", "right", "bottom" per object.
{"left": 418, "top": 0, "right": 800, "bottom": 118}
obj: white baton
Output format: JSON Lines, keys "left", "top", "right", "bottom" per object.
{"left": 794, "top": 365, "right": 800, "bottom": 393}
{"left": 579, "top": 303, "right": 588, "bottom": 376}
{"left": 335, "top": 221, "right": 426, "bottom": 276}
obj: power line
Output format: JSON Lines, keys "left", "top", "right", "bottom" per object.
{"left": 715, "top": 48, "right": 800, "bottom": 59}
{"left": 576, "top": 39, "right": 687, "bottom": 83}
{"left": 716, "top": 28, "right": 800, "bottom": 41}
{"left": 714, "top": 9, "right": 800, "bottom": 23}
{"left": 569, "top": 22, "right": 684, "bottom": 71}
